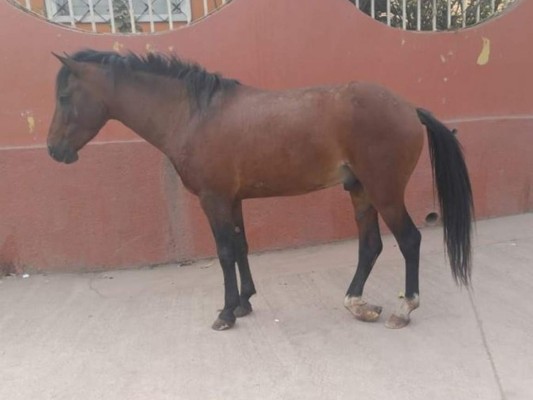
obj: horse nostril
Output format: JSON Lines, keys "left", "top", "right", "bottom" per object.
{"left": 48, "top": 145, "right": 62, "bottom": 161}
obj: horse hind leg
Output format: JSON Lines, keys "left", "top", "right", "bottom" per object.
{"left": 344, "top": 181, "right": 384, "bottom": 322}
{"left": 378, "top": 203, "right": 421, "bottom": 329}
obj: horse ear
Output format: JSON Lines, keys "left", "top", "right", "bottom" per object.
{"left": 51, "top": 52, "right": 85, "bottom": 77}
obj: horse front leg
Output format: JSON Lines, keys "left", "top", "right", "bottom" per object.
{"left": 232, "top": 201, "right": 256, "bottom": 318}
{"left": 200, "top": 195, "right": 240, "bottom": 331}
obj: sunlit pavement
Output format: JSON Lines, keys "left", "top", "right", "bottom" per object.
{"left": 1, "top": 213, "right": 531, "bottom": 400}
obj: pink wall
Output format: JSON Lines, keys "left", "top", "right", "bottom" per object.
{"left": 0, "top": 0, "right": 531, "bottom": 273}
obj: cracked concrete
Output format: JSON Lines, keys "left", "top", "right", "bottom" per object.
{"left": 0, "top": 213, "right": 532, "bottom": 400}
{"left": 467, "top": 288, "right": 507, "bottom": 400}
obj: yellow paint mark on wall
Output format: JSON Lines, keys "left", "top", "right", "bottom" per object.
{"left": 27, "top": 115, "right": 35, "bottom": 134}
{"left": 113, "top": 41, "right": 124, "bottom": 52}
{"left": 477, "top": 37, "right": 491, "bottom": 66}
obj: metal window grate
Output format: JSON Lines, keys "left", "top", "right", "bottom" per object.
{"left": 11, "top": 0, "right": 515, "bottom": 34}
{"left": 11, "top": 0, "right": 230, "bottom": 34}
{"left": 349, "top": 0, "right": 517, "bottom": 31}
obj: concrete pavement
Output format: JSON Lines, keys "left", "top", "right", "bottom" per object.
{"left": 1, "top": 213, "right": 532, "bottom": 400}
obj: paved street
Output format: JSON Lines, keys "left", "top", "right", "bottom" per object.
{"left": 1, "top": 214, "right": 532, "bottom": 400}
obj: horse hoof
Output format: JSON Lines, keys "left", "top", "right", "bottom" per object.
{"left": 385, "top": 294, "right": 420, "bottom": 329}
{"left": 211, "top": 318, "right": 235, "bottom": 331}
{"left": 234, "top": 304, "right": 252, "bottom": 318}
{"left": 385, "top": 314, "right": 410, "bottom": 329}
{"left": 356, "top": 304, "right": 383, "bottom": 322}
{"left": 344, "top": 296, "right": 382, "bottom": 322}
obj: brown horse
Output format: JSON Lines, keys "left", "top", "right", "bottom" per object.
{"left": 47, "top": 50, "right": 473, "bottom": 330}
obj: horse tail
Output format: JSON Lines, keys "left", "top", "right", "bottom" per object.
{"left": 416, "top": 108, "right": 474, "bottom": 286}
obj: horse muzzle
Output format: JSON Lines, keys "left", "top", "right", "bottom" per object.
{"left": 48, "top": 144, "right": 79, "bottom": 164}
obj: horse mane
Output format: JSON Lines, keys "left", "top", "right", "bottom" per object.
{"left": 56, "top": 49, "right": 241, "bottom": 110}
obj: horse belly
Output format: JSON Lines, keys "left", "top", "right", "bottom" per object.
{"left": 238, "top": 155, "right": 344, "bottom": 198}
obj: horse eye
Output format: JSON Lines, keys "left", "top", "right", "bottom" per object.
{"left": 58, "top": 95, "right": 70, "bottom": 105}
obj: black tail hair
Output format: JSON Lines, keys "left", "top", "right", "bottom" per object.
{"left": 416, "top": 108, "right": 474, "bottom": 286}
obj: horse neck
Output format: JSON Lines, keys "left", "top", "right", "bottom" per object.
{"left": 108, "top": 73, "right": 191, "bottom": 153}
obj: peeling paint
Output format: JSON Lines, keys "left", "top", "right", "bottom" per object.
{"left": 168, "top": 46, "right": 174, "bottom": 52}
{"left": 21, "top": 111, "right": 35, "bottom": 134}
{"left": 27, "top": 115, "right": 35, "bottom": 134}
{"left": 440, "top": 55, "right": 446, "bottom": 63}
{"left": 477, "top": 37, "right": 491, "bottom": 66}
{"left": 146, "top": 43, "right": 155, "bottom": 52}
{"left": 113, "top": 41, "right": 124, "bottom": 52}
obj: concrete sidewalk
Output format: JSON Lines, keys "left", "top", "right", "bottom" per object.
{"left": 1, "top": 214, "right": 532, "bottom": 400}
